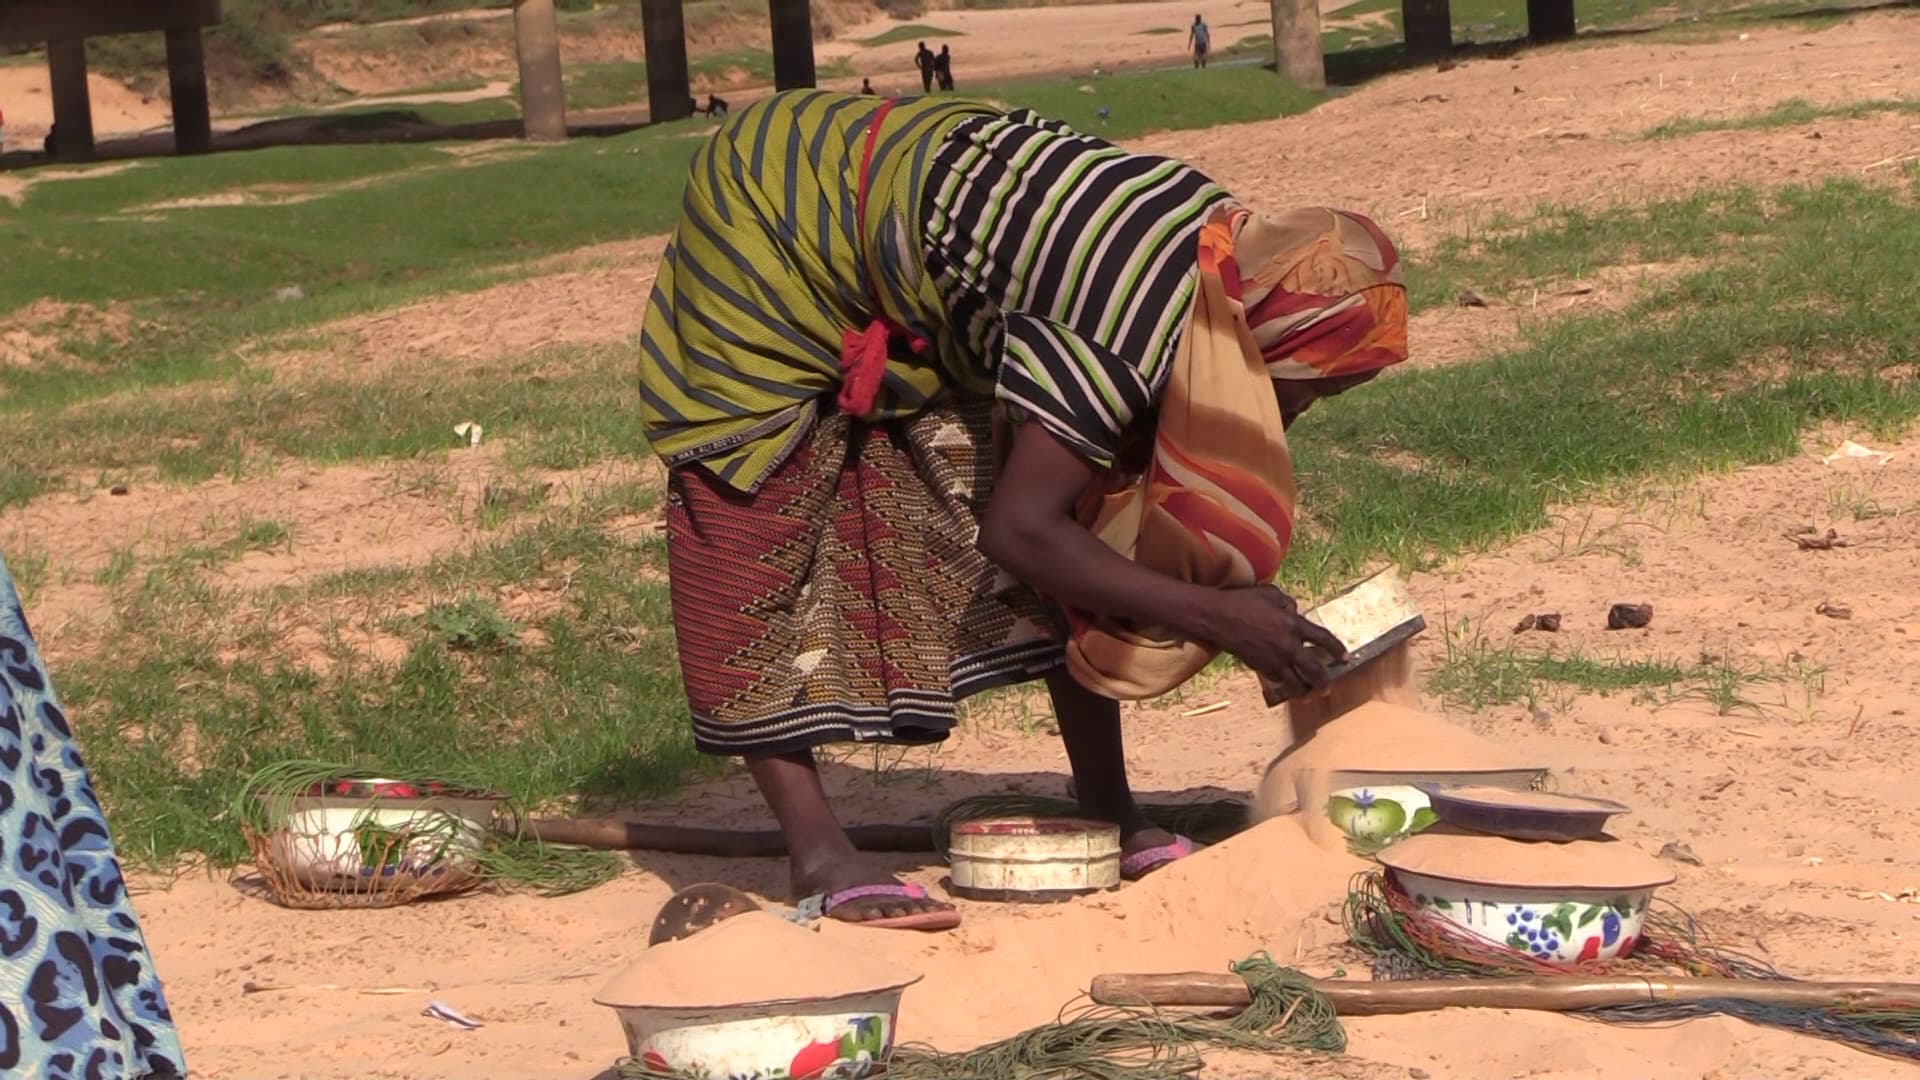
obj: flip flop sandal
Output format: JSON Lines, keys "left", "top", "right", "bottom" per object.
{"left": 1120, "top": 835, "right": 1197, "bottom": 882}
{"left": 792, "top": 882, "right": 962, "bottom": 932}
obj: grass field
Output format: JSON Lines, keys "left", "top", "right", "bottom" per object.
{"left": 1642, "top": 95, "right": 1920, "bottom": 138}
{"left": 3, "top": 44, "right": 1917, "bottom": 864}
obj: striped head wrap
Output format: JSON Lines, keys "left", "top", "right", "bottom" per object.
{"left": 1064, "top": 204, "right": 1409, "bottom": 699}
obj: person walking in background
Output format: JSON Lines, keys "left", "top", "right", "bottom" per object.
{"left": 862, "top": 77, "right": 876, "bottom": 95}
{"left": 1188, "top": 14, "right": 1211, "bottom": 68}
{"left": 915, "top": 42, "right": 936, "bottom": 93}
{"left": 934, "top": 45, "right": 955, "bottom": 91}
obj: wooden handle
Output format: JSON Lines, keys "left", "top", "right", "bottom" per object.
{"left": 1090, "top": 972, "right": 1920, "bottom": 1016}
{"left": 520, "top": 817, "right": 933, "bottom": 856}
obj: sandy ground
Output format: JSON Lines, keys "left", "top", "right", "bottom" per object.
{"left": 3, "top": 8, "right": 1919, "bottom": 1080}
{"left": 1137, "top": 11, "right": 1920, "bottom": 247}
{"left": 821, "top": 0, "right": 1311, "bottom": 94}
{"left": 125, "top": 426, "right": 1920, "bottom": 1080}
{"left": 0, "top": 66, "right": 173, "bottom": 148}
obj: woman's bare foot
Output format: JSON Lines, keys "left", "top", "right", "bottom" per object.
{"left": 748, "top": 750, "right": 958, "bottom": 928}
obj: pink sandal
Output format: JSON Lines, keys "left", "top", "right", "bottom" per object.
{"left": 1120, "top": 835, "right": 1196, "bottom": 881}
{"left": 794, "top": 883, "right": 962, "bottom": 932}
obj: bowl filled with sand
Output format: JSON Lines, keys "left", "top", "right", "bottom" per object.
{"left": 598, "top": 910, "right": 921, "bottom": 1080}
{"left": 1377, "top": 829, "right": 1674, "bottom": 967}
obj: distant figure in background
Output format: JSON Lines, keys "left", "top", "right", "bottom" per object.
{"left": 915, "top": 41, "right": 936, "bottom": 93}
{"left": 703, "top": 94, "right": 730, "bottom": 117}
{"left": 935, "top": 45, "right": 955, "bottom": 90}
{"left": 862, "top": 77, "right": 876, "bottom": 94}
{"left": 1188, "top": 14, "right": 1211, "bottom": 68}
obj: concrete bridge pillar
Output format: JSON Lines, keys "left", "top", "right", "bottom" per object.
{"left": 1269, "top": 0, "right": 1326, "bottom": 91}
{"left": 513, "top": 0, "right": 567, "bottom": 141}
{"left": 47, "top": 37, "right": 96, "bottom": 161}
{"left": 768, "top": 0, "right": 815, "bottom": 91}
{"left": 1402, "top": 0, "right": 1453, "bottom": 62}
{"left": 1528, "top": 0, "right": 1577, "bottom": 42}
{"left": 165, "top": 27, "right": 212, "bottom": 154}
{"left": 642, "top": 0, "right": 694, "bottom": 122}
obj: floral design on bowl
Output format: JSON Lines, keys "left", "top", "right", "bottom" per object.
{"left": 1389, "top": 867, "right": 1655, "bottom": 967}
{"left": 1326, "top": 785, "right": 1440, "bottom": 842}
{"left": 619, "top": 995, "right": 900, "bottom": 1080}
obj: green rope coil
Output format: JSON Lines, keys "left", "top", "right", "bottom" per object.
{"left": 237, "top": 759, "right": 620, "bottom": 897}
{"left": 616, "top": 953, "right": 1342, "bottom": 1080}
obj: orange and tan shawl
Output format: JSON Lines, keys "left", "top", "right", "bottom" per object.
{"left": 1064, "top": 205, "right": 1409, "bottom": 699}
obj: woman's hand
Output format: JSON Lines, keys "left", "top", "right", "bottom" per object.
{"left": 1201, "top": 585, "right": 1350, "bottom": 702}
{"left": 979, "top": 422, "right": 1347, "bottom": 696}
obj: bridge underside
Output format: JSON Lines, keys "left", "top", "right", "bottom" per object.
{"left": 0, "top": 0, "right": 221, "bottom": 161}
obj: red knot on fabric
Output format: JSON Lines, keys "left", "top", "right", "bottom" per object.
{"left": 838, "top": 98, "right": 929, "bottom": 419}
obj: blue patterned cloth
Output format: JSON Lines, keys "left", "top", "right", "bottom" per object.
{"left": 1, "top": 553, "right": 185, "bottom": 1079}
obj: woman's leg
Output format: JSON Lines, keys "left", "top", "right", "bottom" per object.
{"left": 1046, "top": 668, "right": 1177, "bottom": 854}
{"left": 748, "top": 750, "right": 955, "bottom": 921}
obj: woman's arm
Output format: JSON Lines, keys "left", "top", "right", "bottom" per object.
{"left": 978, "top": 422, "right": 1347, "bottom": 699}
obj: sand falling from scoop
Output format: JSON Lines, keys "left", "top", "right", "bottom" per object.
{"left": 830, "top": 814, "right": 1368, "bottom": 1053}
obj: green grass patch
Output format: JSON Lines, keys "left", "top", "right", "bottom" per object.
{"left": 0, "top": 123, "right": 709, "bottom": 414}
{"left": 860, "top": 24, "right": 965, "bottom": 46}
{"left": 2, "top": 126, "right": 702, "bottom": 312}
{"left": 18, "top": 144, "right": 452, "bottom": 216}
{"left": 558, "top": 59, "right": 653, "bottom": 111}
{"left": 1433, "top": 623, "right": 1826, "bottom": 718}
{"left": 1642, "top": 96, "right": 1920, "bottom": 139}
{"left": 1432, "top": 631, "right": 1690, "bottom": 712}
{"left": 1433, "top": 634, "right": 1814, "bottom": 718}
{"left": 62, "top": 482, "right": 705, "bottom": 865}
{"left": 1277, "top": 172, "right": 1920, "bottom": 599}
{"left": 0, "top": 342, "right": 649, "bottom": 499}
{"left": 977, "top": 64, "right": 1320, "bottom": 141}
{"left": 387, "top": 75, "right": 494, "bottom": 96}
{"left": 554, "top": 50, "right": 846, "bottom": 111}
{"left": 1406, "top": 187, "right": 1771, "bottom": 313}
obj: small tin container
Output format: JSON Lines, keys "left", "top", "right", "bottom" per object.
{"left": 947, "top": 817, "right": 1122, "bottom": 901}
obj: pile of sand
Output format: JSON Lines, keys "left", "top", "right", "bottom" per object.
{"left": 835, "top": 815, "right": 1365, "bottom": 1051}
{"left": 599, "top": 910, "right": 920, "bottom": 1009}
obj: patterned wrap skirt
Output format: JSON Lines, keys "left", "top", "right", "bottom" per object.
{"left": 666, "top": 399, "right": 1066, "bottom": 757}
{"left": 0, "top": 554, "right": 186, "bottom": 1079}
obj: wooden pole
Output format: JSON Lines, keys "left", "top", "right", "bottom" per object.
{"left": 640, "top": 0, "right": 693, "bottom": 123}
{"left": 512, "top": 0, "right": 567, "bottom": 142}
{"left": 522, "top": 817, "right": 934, "bottom": 856}
{"left": 1527, "top": 0, "right": 1577, "bottom": 42}
{"left": 767, "top": 0, "right": 816, "bottom": 91}
{"left": 164, "top": 27, "right": 213, "bottom": 155}
{"left": 1091, "top": 972, "right": 1920, "bottom": 1015}
{"left": 1400, "top": 0, "right": 1453, "bottom": 63}
{"left": 46, "top": 37, "right": 96, "bottom": 162}
{"left": 1268, "top": 0, "right": 1326, "bottom": 92}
